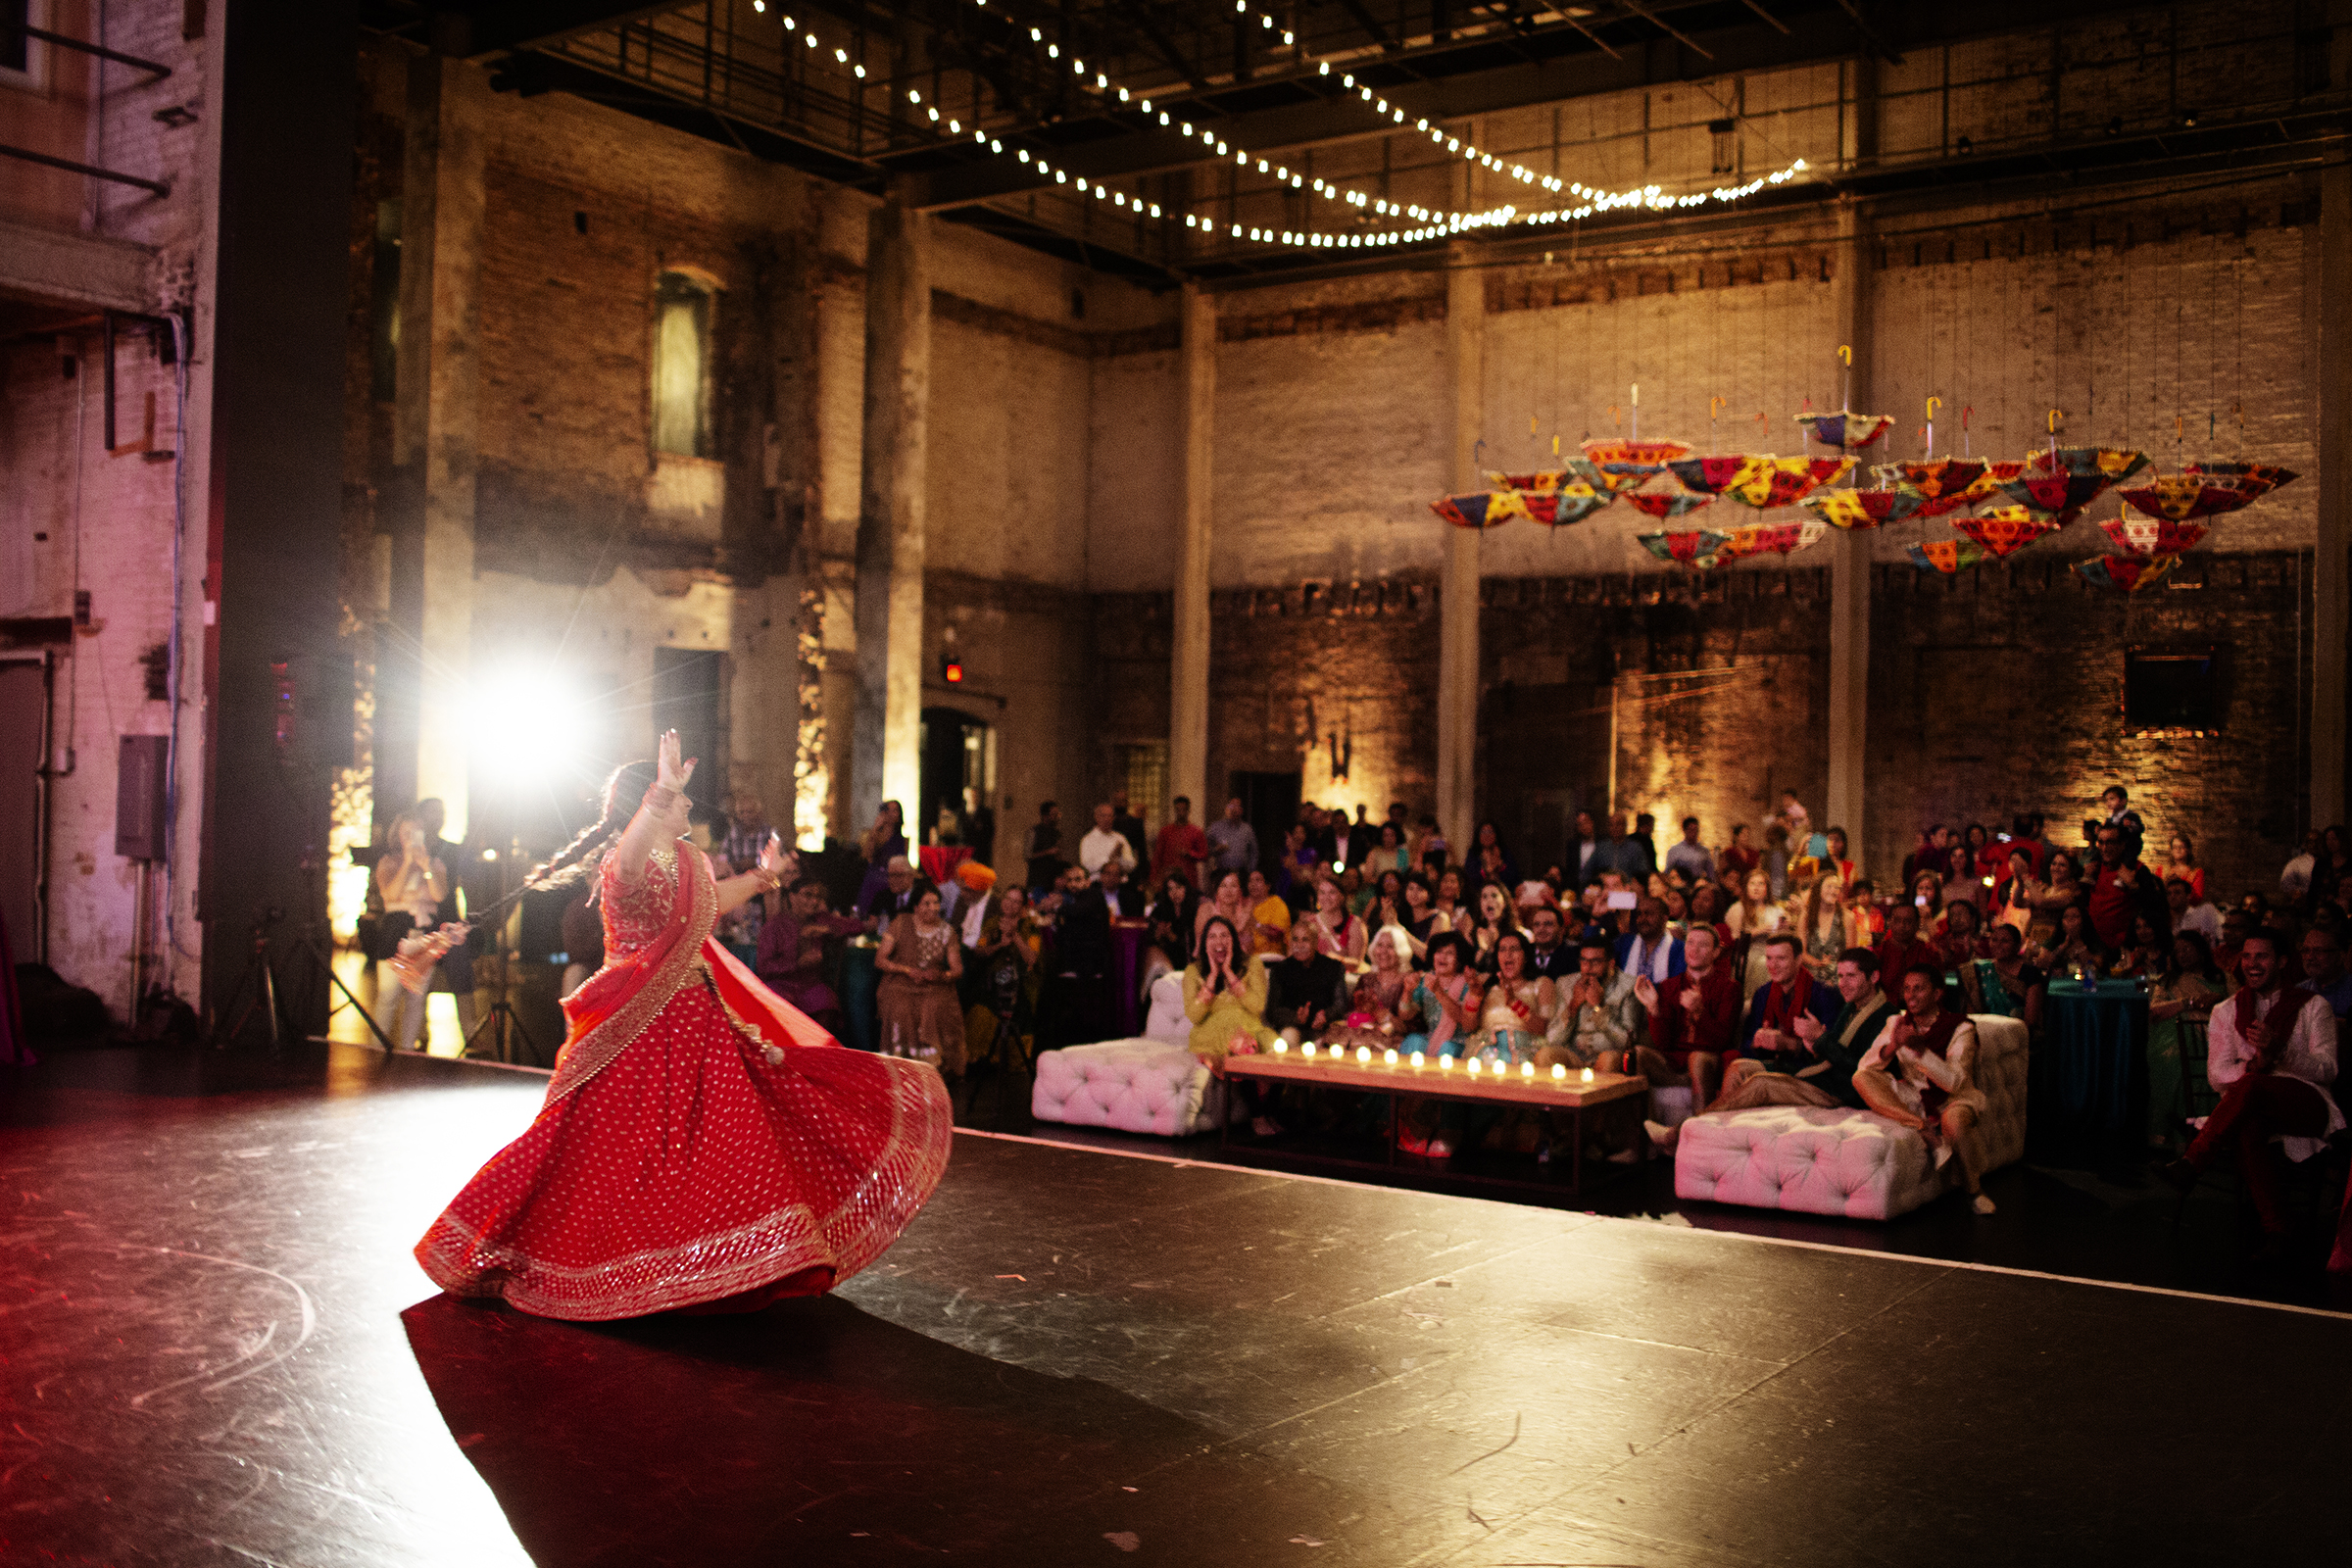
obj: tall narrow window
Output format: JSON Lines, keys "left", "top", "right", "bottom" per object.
{"left": 652, "top": 270, "right": 715, "bottom": 458}
{"left": 2, "top": 1, "right": 47, "bottom": 87}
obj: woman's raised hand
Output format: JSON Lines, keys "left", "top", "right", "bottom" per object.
{"left": 657, "top": 728, "right": 696, "bottom": 793}
{"left": 758, "top": 830, "right": 793, "bottom": 881}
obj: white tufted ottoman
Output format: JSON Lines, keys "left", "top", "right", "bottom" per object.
{"left": 1030, "top": 973, "right": 1230, "bottom": 1137}
{"left": 1673, "top": 1014, "right": 2030, "bottom": 1220}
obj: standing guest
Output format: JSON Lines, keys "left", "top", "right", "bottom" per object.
{"left": 1848, "top": 878, "right": 1886, "bottom": 941}
{"left": 2300, "top": 925, "right": 2352, "bottom": 1020}
{"left": 2161, "top": 932, "right": 2343, "bottom": 1258}
{"left": 1719, "top": 822, "right": 1761, "bottom": 888}
{"left": 2279, "top": 829, "right": 2321, "bottom": 902}
{"left": 1901, "top": 825, "right": 1955, "bottom": 890}
{"left": 1147, "top": 871, "right": 1200, "bottom": 971}
{"left": 1471, "top": 821, "right": 1514, "bottom": 887}
{"left": 1799, "top": 875, "right": 1866, "bottom": 980}
{"left": 1326, "top": 809, "right": 1367, "bottom": 875}
{"left": 1429, "top": 867, "right": 1468, "bottom": 935}
{"left": 1875, "top": 901, "right": 1936, "bottom": 995}
{"left": 1059, "top": 858, "right": 1145, "bottom": 1043}
{"left": 1079, "top": 803, "right": 1138, "bottom": 877}
{"left": 756, "top": 878, "right": 851, "bottom": 1036}
{"left": 1601, "top": 811, "right": 1657, "bottom": 884}
{"left": 875, "top": 884, "right": 965, "bottom": 1074}
{"left": 2087, "top": 822, "right": 2167, "bottom": 952}
{"left": 2159, "top": 833, "right": 2206, "bottom": 903}
{"left": 1726, "top": 867, "right": 1787, "bottom": 1003}
{"left": 374, "top": 809, "right": 456, "bottom": 1052}
{"left": 1856, "top": 965, "right": 1999, "bottom": 1214}
{"left": 857, "top": 800, "right": 909, "bottom": 909}
{"left": 969, "top": 883, "right": 1041, "bottom": 1070}
{"left": 1761, "top": 823, "right": 1793, "bottom": 902}
{"left": 1277, "top": 822, "right": 1321, "bottom": 907}
{"left": 1615, "top": 897, "right": 1684, "bottom": 987}
{"left": 2147, "top": 929, "right": 2228, "bottom": 1149}
{"left": 1362, "top": 821, "right": 1412, "bottom": 879}
{"left": 1933, "top": 899, "right": 1993, "bottom": 968}
{"left": 1108, "top": 793, "right": 1151, "bottom": 871}
{"left": 1632, "top": 923, "right": 1740, "bottom": 1112}
{"left": 1196, "top": 868, "right": 1257, "bottom": 956}
{"left": 1548, "top": 936, "right": 1642, "bottom": 1071}
{"left": 1993, "top": 848, "right": 2040, "bottom": 937}
{"left": 1204, "top": 797, "right": 1259, "bottom": 882}
{"left": 1301, "top": 875, "right": 1369, "bottom": 965}
{"left": 1959, "top": 823, "right": 2002, "bottom": 899}
{"left": 719, "top": 791, "right": 774, "bottom": 944}
{"left": 1265, "top": 919, "right": 1349, "bottom": 1047}
{"left": 1738, "top": 933, "right": 1841, "bottom": 1066}
{"left": 1819, "top": 826, "right": 1858, "bottom": 889}
{"left": 1564, "top": 808, "right": 1605, "bottom": 890}
{"left": 1151, "top": 796, "right": 1210, "bottom": 891}
{"left": 1024, "top": 802, "right": 1066, "bottom": 890}
{"left": 1664, "top": 816, "right": 1716, "bottom": 888}
{"left": 1649, "top": 948, "right": 1889, "bottom": 1148}
{"left": 1413, "top": 813, "right": 1450, "bottom": 876}
{"left": 1633, "top": 813, "right": 1662, "bottom": 875}
{"left": 2099, "top": 785, "right": 2147, "bottom": 859}
{"left": 1247, "top": 868, "right": 1293, "bottom": 956}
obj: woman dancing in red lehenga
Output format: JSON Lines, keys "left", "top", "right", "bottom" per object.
{"left": 416, "top": 733, "right": 954, "bottom": 1320}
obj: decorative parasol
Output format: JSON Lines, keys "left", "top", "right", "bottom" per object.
{"left": 1521, "top": 484, "right": 1614, "bottom": 526}
{"left": 1907, "top": 540, "right": 1991, "bottom": 574}
{"left": 1639, "top": 529, "right": 1732, "bottom": 568}
{"left": 1722, "top": 455, "right": 1854, "bottom": 510}
{"left": 1991, "top": 446, "right": 2147, "bottom": 523}
{"left": 1954, "top": 459, "right": 2029, "bottom": 505}
{"left": 1877, "top": 458, "right": 1987, "bottom": 518}
{"left": 1622, "top": 491, "right": 1715, "bottom": 519}
{"left": 2034, "top": 445, "right": 2151, "bottom": 482}
{"left": 2100, "top": 514, "right": 2209, "bottom": 557}
{"left": 2116, "top": 475, "right": 2261, "bottom": 523}
{"left": 2183, "top": 461, "right": 2299, "bottom": 502}
{"left": 1487, "top": 468, "right": 1570, "bottom": 492}
{"left": 1950, "top": 507, "right": 2061, "bottom": 559}
{"left": 1583, "top": 438, "right": 1692, "bottom": 466}
{"left": 1794, "top": 410, "right": 1894, "bottom": 451}
{"left": 1666, "top": 455, "right": 1760, "bottom": 496}
{"left": 1720, "top": 520, "right": 1830, "bottom": 560}
{"left": 2075, "top": 554, "right": 2180, "bottom": 593}
{"left": 1801, "top": 485, "right": 1925, "bottom": 530}
{"left": 1430, "top": 490, "right": 1529, "bottom": 528}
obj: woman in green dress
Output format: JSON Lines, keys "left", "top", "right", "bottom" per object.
{"left": 2146, "top": 929, "right": 2228, "bottom": 1152}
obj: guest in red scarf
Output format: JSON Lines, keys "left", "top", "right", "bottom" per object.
{"left": 416, "top": 733, "right": 954, "bottom": 1320}
{"left": 2162, "top": 931, "right": 2343, "bottom": 1260}
{"left": 1737, "top": 933, "right": 1839, "bottom": 1065}
{"left": 1856, "top": 964, "right": 1996, "bottom": 1214}
{"left": 1932, "top": 899, "right": 1993, "bottom": 967}
{"left": 1632, "top": 924, "right": 1740, "bottom": 1111}
{"left": 1874, "top": 902, "right": 1936, "bottom": 995}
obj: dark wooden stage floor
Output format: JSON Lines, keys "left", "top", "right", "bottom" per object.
{"left": 6, "top": 1044, "right": 2348, "bottom": 1567}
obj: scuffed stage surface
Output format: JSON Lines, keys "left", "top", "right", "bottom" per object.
{"left": 5, "top": 1044, "right": 2348, "bottom": 1566}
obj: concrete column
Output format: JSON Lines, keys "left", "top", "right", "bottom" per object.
{"left": 1824, "top": 200, "right": 1872, "bottom": 858}
{"left": 851, "top": 193, "right": 930, "bottom": 829}
{"left": 2315, "top": 160, "right": 2350, "bottom": 834}
{"left": 391, "top": 53, "right": 484, "bottom": 839}
{"left": 1436, "top": 251, "right": 1483, "bottom": 855}
{"left": 1170, "top": 283, "right": 1215, "bottom": 817}
{"left": 760, "top": 176, "right": 823, "bottom": 847}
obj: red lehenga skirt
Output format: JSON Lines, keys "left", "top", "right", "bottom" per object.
{"left": 416, "top": 845, "right": 954, "bottom": 1321}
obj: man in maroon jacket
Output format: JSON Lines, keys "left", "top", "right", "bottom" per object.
{"left": 1631, "top": 923, "right": 1740, "bottom": 1113}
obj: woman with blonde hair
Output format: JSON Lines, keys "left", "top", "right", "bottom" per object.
{"left": 1799, "top": 874, "right": 1865, "bottom": 981}
{"left": 1725, "top": 866, "right": 1786, "bottom": 1003}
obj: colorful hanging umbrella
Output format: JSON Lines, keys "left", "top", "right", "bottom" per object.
{"left": 1666, "top": 455, "right": 1762, "bottom": 496}
{"left": 1993, "top": 446, "right": 2146, "bottom": 523}
{"left": 1521, "top": 484, "right": 1614, "bottom": 526}
{"left": 1721, "top": 520, "right": 1830, "bottom": 560}
{"left": 2100, "top": 515, "right": 2209, "bottom": 557}
{"left": 1583, "top": 438, "right": 1692, "bottom": 466}
{"left": 2033, "top": 446, "right": 2151, "bottom": 483}
{"left": 1487, "top": 467, "right": 1568, "bottom": 492}
{"left": 2075, "top": 554, "right": 2180, "bottom": 593}
{"left": 1622, "top": 491, "right": 1715, "bottom": 519}
{"left": 1950, "top": 507, "right": 2060, "bottom": 559}
{"left": 1431, "top": 491, "right": 1528, "bottom": 528}
{"left": 1794, "top": 410, "right": 1894, "bottom": 451}
{"left": 1907, "top": 540, "right": 1991, "bottom": 574}
{"left": 1639, "top": 529, "right": 1732, "bottom": 568}
{"left": 2116, "top": 475, "right": 2261, "bottom": 522}
{"left": 1801, "top": 486, "right": 1925, "bottom": 530}
{"left": 1954, "top": 459, "right": 2029, "bottom": 505}
{"left": 1879, "top": 458, "right": 1988, "bottom": 499}
{"left": 1722, "top": 455, "right": 1854, "bottom": 510}
{"left": 2183, "top": 461, "right": 2299, "bottom": 501}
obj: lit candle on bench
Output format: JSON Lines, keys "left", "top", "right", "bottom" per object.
{"left": 1438, "top": 1054, "right": 1453, "bottom": 1071}
{"left": 1384, "top": 1048, "right": 1398, "bottom": 1064}
{"left": 1301, "top": 1042, "right": 1316, "bottom": 1058}
{"left": 1580, "top": 1066, "right": 1594, "bottom": 1083}
{"left": 1357, "top": 1046, "right": 1372, "bottom": 1063}
{"left": 1521, "top": 1060, "right": 1535, "bottom": 1079}
{"left": 1272, "top": 1039, "right": 1288, "bottom": 1054}
{"left": 1409, "top": 1051, "right": 1425, "bottom": 1068}
{"left": 1466, "top": 1057, "right": 1481, "bottom": 1075}
{"left": 1551, "top": 1063, "right": 1567, "bottom": 1080}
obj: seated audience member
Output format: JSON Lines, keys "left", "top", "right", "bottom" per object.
{"left": 1719, "top": 822, "right": 1761, "bottom": 887}
{"left": 1366, "top": 868, "right": 1407, "bottom": 937}
{"left": 1265, "top": 919, "right": 1350, "bottom": 1047}
{"left": 1183, "top": 915, "right": 1275, "bottom": 1060}
{"left": 1324, "top": 927, "right": 1416, "bottom": 1053}
{"left": 1615, "top": 897, "right": 1684, "bottom": 986}
{"left": 1397, "top": 873, "right": 1447, "bottom": 966}
{"left": 1909, "top": 868, "right": 1946, "bottom": 918}
{"left": 1649, "top": 947, "right": 1890, "bottom": 1147}
{"left": 1799, "top": 875, "right": 1865, "bottom": 980}
{"left": 1471, "top": 820, "right": 1514, "bottom": 887}
{"left": 2302, "top": 925, "right": 2352, "bottom": 1020}
{"left": 863, "top": 854, "right": 921, "bottom": 931}
{"left": 2034, "top": 849, "right": 2084, "bottom": 930}
{"left": 1687, "top": 881, "right": 1733, "bottom": 949}
{"left": 755, "top": 878, "right": 848, "bottom": 1033}
{"left": 1820, "top": 826, "right": 1857, "bottom": 889}
{"left": 2087, "top": 822, "right": 2166, "bottom": 952}
{"left": 1900, "top": 824, "right": 1953, "bottom": 890}
{"left": 1664, "top": 816, "right": 1716, "bottom": 888}
{"left": 1078, "top": 802, "right": 1137, "bottom": 877}
{"left": 1110, "top": 792, "right": 1151, "bottom": 872}
{"left": 2113, "top": 911, "right": 2170, "bottom": 978}
{"left": 1248, "top": 869, "right": 1293, "bottom": 956}
{"left": 1957, "top": 922, "right": 2045, "bottom": 1031}
{"left": 1402, "top": 932, "right": 1483, "bottom": 1062}
{"left": 1727, "top": 868, "right": 1788, "bottom": 1002}
{"left": 1413, "top": 814, "right": 1450, "bottom": 875}
{"left": 2161, "top": 931, "right": 2344, "bottom": 1258}
{"left": 1467, "top": 930, "right": 1557, "bottom": 1067}
{"left": 1875, "top": 901, "right": 1936, "bottom": 992}
{"left": 1632, "top": 923, "right": 1740, "bottom": 1112}
{"left": 1546, "top": 935, "right": 1641, "bottom": 1071}
{"left": 2147, "top": 929, "right": 2228, "bottom": 1149}
{"left": 1523, "top": 902, "right": 1578, "bottom": 981}
{"left": 1464, "top": 880, "right": 1521, "bottom": 974}
{"left": 1151, "top": 795, "right": 1210, "bottom": 891}
{"left": 1148, "top": 871, "right": 1200, "bottom": 971}
{"left": 2159, "top": 832, "right": 2206, "bottom": 903}
{"left": 1301, "top": 874, "right": 1369, "bottom": 965}
{"left": 2167, "top": 876, "right": 2223, "bottom": 945}
{"left": 1739, "top": 933, "right": 1841, "bottom": 1066}
{"left": 1429, "top": 867, "right": 1467, "bottom": 933}
{"left": 2279, "top": 830, "right": 2320, "bottom": 902}
{"left": 1856, "top": 964, "right": 1999, "bottom": 1215}
{"left": 2030, "top": 902, "right": 2109, "bottom": 978}
{"left": 1934, "top": 899, "right": 1993, "bottom": 967}
{"left": 1197, "top": 867, "right": 1256, "bottom": 952}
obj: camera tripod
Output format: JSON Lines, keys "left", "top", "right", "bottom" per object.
{"left": 457, "top": 834, "right": 546, "bottom": 1067}
{"left": 208, "top": 905, "right": 394, "bottom": 1052}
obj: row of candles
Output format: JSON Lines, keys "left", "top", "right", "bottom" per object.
{"left": 1267, "top": 1037, "right": 1599, "bottom": 1084}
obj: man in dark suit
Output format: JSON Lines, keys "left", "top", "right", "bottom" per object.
{"left": 1564, "top": 808, "right": 1604, "bottom": 892}
{"left": 1265, "top": 920, "right": 1349, "bottom": 1044}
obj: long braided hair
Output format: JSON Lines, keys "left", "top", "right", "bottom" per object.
{"left": 527, "top": 758, "right": 660, "bottom": 893}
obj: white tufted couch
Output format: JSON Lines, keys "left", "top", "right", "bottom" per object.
{"left": 1672, "top": 1014, "right": 2030, "bottom": 1220}
{"left": 1029, "top": 971, "right": 1232, "bottom": 1137}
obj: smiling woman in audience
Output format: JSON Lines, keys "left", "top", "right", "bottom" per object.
{"left": 1323, "top": 927, "right": 1417, "bottom": 1054}
{"left": 1247, "top": 868, "right": 1292, "bottom": 956}
{"left": 1726, "top": 867, "right": 1786, "bottom": 1002}
{"left": 1398, "top": 873, "right": 1446, "bottom": 966}
{"left": 1197, "top": 867, "right": 1255, "bottom": 953}
{"left": 1182, "top": 915, "right": 1275, "bottom": 1059}
{"left": 1430, "top": 867, "right": 1467, "bottom": 935}
{"left": 1401, "top": 932, "right": 1483, "bottom": 1061}
{"left": 1465, "top": 880, "right": 1520, "bottom": 974}
{"left": 1800, "top": 874, "right": 1865, "bottom": 981}
{"left": 1303, "top": 874, "right": 1369, "bottom": 966}
{"left": 1467, "top": 929, "right": 1556, "bottom": 1067}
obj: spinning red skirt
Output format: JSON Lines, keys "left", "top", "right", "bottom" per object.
{"left": 416, "top": 843, "right": 953, "bottom": 1321}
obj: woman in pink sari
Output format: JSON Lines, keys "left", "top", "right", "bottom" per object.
{"left": 416, "top": 732, "right": 953, "bottom": 1320}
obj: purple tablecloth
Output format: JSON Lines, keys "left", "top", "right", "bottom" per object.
{"left": 1110, "top": 921, "right": 1149, "bottom": 1038}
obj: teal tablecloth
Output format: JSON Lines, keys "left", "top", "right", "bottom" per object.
{"left": 2038, "top": 978, "right": 2149, "bottom": 1151}
{"left": 840, "top": 943, "right": 880, "bottom": 1053}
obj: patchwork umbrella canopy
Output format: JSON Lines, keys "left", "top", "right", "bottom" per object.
{"left": 1666, "top": 455, "right": 1761, "bottom": 496}
{"left": 1954, "top": 459, "right": 2029, "bottom": 505}
{"left": 1720, "top": 520, "right": 1831, "bottom": 560}
{"left": 1879, "top": 458, "right": 1988, "bottom": 499}
{"left": 2116, "top": 475, "right": 2261, "bottom": 522}
{"left": 1950, "top": 507, "right": 2061, "bottom": 559}
{"left": 2034, "top": 446, "right": 2151, "bottom": 482}
{"left": 1991, "top": 446, "right": 2148, "bottom": 523}
{"left": 1801, "top": 486, "right": 1926, "bottom": 530}
{"left": 1907, "top": 540, "right": 1991, "bottom": 574}
{"left": 1431, "top": 491, "right": 1529, "bottom": 528}
{"left": 1487, "top": 467, "right": 1571, "bottom": 492}
{"left": 1583, "top": 439, "right": 1692, "bottom": 466}
{"left": 1622, "top": 491, "right": 1715, "bottom": 519}
{"left": 2184, "top": 461, "right": 2299, "bottom": 502}
{"left": 1639, "top": 529, "right": 1732, "bottom": 568}
{"left": 1794, "top": 410, "right": 1894, "bottom": 451}
{"left": 1722, "top": 455, "right": 1855, "bottom": 510}
{"left": 2100, "top": 514, "right": 2209, "bottom": 557}
{"left": 2075, "top": 554, "right": 2180, "bottom": 592}
{"left": 1521, "top": 484, "right": 1615, "bottom": 526}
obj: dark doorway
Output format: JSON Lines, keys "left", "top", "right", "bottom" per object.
{"left": 1484, "top": 682, "right": 1610, "bottom": 881}
{"left": 0, "top": 654, "right": 48, "bottom": 961}
{"left": 919, "top": 708, "right": 997, "bottom": 865}
{"left": 651, "top": 649, "right": 725, "bottom": 819}
{"left": 1228, "top": 769, "right": 1299, "bottom": 877}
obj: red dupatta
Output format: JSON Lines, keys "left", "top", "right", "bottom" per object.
{"left": 546, "top": 842, "right": 839, "bottom": 1106}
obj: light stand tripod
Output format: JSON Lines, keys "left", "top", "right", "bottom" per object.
{"left": 207, "top": 890, "right": 394, "bottom": 1053}
{"left": 461, "top": 835, "right": 543, "bottom": 1066}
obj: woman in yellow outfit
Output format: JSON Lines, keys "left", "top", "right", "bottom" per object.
{"left": 1183, "top": 915, "right": 1277, "bottom": 1058}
